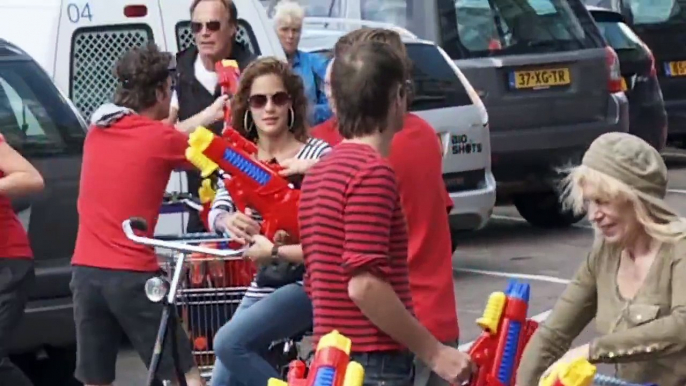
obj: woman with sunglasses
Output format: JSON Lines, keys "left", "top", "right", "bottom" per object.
{"left": 0, "top": 133, "right": 44, "bottom": 385}
{"left": 207, "top": 57, "right": 330, "bottom": 386}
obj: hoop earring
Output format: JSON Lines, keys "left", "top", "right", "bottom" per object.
{"left": 288, "top": 107, "right": 295, "bottom": 131}
{"left": 243, "top": 111, "right": 254, "bottom": 134}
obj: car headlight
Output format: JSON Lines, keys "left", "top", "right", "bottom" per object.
{"left": 145, "top": 276, "right": 170, "bottom": 303}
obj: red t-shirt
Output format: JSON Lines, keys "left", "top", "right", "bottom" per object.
{"left": 310, "top": 114, "right": 459, "bottom": 342}
{"left": 0, "top": 134, "right": 33, "bottom": 259}
{"left": 310, "top": 118, "right": 342, "bottom": 147}
{"left": 300, "top": 143, "right": 413, "bottom": 353}
{"left": 72, "top": 115, "right": 188, "bottom": 272}
{"left": 388, "top": 114, "right": 459, "bottom": 343}
{"left": 311, "top": 115, "right": 453, "bottom": 212}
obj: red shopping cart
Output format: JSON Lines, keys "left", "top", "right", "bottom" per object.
{"left": 122, "top": 216, "right": 248, "bottom": 385}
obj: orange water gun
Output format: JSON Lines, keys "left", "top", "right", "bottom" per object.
{"left": 268, "top": 330, "right": 365, "bottom": 386}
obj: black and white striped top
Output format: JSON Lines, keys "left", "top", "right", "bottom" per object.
{"left": 208, "top": 137, "right": 331, "bottom": 298}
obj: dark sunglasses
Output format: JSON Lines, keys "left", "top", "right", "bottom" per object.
{"left": 248, "top": 92, "right": 291, "bottom": 109}
{"left": 190, "top": 20, "right": 222, "bottom": 33}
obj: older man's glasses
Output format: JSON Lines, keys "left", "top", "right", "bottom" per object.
{"left": 190, "top": 20, "right": 222, "bottom": 33}
{"left": 248, "top": 92, "right": 291, "bottom": 109}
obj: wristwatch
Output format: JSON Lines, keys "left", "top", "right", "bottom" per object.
{"left": 270, "top": 244, "right": 280, "bottom": 260}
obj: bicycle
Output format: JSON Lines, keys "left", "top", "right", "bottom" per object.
{"left": 127, "top": 194, "right": 312, "bottom": 384}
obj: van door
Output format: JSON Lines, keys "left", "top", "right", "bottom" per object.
{"left": 54, "top": 0, "right": 166, "bottom": 121}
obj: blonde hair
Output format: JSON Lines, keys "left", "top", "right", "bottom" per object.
{"left": 273, "top": 0, "right": 305, "bottom": 26}
{"left": 559, "top": 164, "right": 686, "bottom": 243}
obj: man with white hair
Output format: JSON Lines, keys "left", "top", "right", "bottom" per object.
{"left": 168, "top": 0, "right": 257, "bottom": 233}
{"left": 273, "top": 0, "right": 332, "bottom": 126}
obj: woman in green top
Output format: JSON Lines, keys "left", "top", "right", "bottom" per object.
{"left": 516, "top": 132, "right": 686, "bottom": 386}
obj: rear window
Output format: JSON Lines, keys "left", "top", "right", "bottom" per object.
{"left": 627, "top": 0, "right": 682, "bottom": 24}
{"left": 312, "top": 43, "right": 472, "bottom": 110}
{"left": 405, "top": 44, "right": 472, "bottom": 110}
{"left": 438, "top": 0, "right": 604, "bottom": 59}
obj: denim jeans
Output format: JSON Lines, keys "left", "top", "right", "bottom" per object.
{"left": 210, "top": 283, "right": 313, "bottom": 386}
{"left": 350, "top": 351, "right": 415, "bottom": 386}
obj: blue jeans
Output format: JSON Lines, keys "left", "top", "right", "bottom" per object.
{"left": 350, "top": 351, "right": 415, "bottom": 386}
{"left": 210, "top": 283, "right": 313, "bottom": 386}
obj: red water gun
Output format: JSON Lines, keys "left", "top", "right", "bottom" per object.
{"left": 215, "top": 59, "right": 240, "bottom": 130}
{"left": 185, "top": 126, "right": 301, "bottom": 242}
{"left": 467, "top": 279, "right": 539, "bottom": 386}
{"left": 268, "top": 330, "right": 365, "bottom": 386}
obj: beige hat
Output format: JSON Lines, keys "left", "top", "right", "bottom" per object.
{"left": 582, "top": 132, "right": 678, "bottom": 222}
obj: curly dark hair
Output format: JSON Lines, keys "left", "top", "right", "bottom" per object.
{"left": 113, "top": 42, "right": 172, "bottom": 112}
{"left": 230, "top": 57, "right": 309, "bottom": 143}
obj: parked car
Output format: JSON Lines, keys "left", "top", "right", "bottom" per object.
{"left": 584, "top": 0, "right": 686, "bottom": 147}
{"left": 587, "top": 5, "right": 667, "bottom": 151}
{"left": 299, "top": 21, "right": 497, "bottom": 239}
{"left": 0, "top": 37, "right": 85, "bottom": 386}
{"left": 274, "top": 0, "right": 630, "bottom": 228}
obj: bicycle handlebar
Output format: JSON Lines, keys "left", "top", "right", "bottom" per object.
{"left": 122, "top": 217, "right": 246, "bottom": 257}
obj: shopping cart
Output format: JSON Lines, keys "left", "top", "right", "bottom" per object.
{"left": 122, "top": 216, "right": 248, "bottom": 385}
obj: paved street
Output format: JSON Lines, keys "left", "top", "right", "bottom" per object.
{"left": 114, "top": 159, "right": 686, "bottom": 385}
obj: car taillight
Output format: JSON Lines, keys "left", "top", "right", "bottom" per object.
{"left": 605, "top": 46, "right": 623, "bottom": 93}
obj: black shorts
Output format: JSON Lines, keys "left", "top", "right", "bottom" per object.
{"left": 70, "top": 266, "right": 195, "bottom": 384}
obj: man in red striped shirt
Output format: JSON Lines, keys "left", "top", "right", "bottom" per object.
{"left": 299, "top": 40, "right": 474, "bottom": 386}
{"left": 309, "top": 29, "right": 461, "bottom": 386}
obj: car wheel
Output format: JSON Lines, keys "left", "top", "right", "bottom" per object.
{"left": 513, "top": 191, "right": 584, "bottom": 228}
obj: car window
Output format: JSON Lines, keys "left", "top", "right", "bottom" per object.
{"left": 0, "top": 60, "right": 84, "bottom": 156}
{"left": 627, "top": 0, "right": 680, "bottom": 24}
{"left": 440, "top": 0, "right": 603, "bottom": 58}
{"left": 405, "top": 44, "right": 472, "bottom": 110}
{"left": 595, "top": 20, "right": 643, "bottom": 50}
{"left": 361, "top": 0, "right": 410, "bottom": 28}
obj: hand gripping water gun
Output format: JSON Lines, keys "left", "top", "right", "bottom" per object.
{"left": 268, "top": 330, "right": 365, "bottom": 386}
{"left": 468, "top": 279, "right": 539, "bottom": 386}
{"left": 185, "top": 126, "right": 301, "bottom": 242}
{"left": 540, "top": 357, "right": 658, "bottom": 386}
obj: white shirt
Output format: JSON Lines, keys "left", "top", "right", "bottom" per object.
{"left": 170, "top": 55, "right": 218, "bottom": 110}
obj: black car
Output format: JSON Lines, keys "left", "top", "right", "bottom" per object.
{"left": 0, "top": 38, "right": 84, "bottom": 385}
{"left": 587, "top": 5, "right": 668, "bottom": 151}
{"left": 586, "top": 0, "right": 686, "bottom": 146}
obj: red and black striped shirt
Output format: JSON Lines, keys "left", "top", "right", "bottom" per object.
{"left": 299, "top": 142, "right": 413, "bottom": 353}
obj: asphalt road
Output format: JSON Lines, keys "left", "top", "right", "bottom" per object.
{"left": 113, "top": 160, "right": 686, "bottom": 385}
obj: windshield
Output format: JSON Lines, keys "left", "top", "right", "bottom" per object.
{"left": 0, "top": 59, "right": 84, "bottom": 154}
{"left": 595, "top": 20, "right": 643, "bottom": 50}
{"left": 453, "top": 0, "right": 600, "bottom": 56}
{"left": 627, "top": 0, "right": 682, "bottom": 24}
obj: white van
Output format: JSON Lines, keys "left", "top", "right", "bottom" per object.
{"left": 0, "top": 0, "right": 286, "bottom": 237}
{"left": 0, "top": 0, "right": 494, "bottom": 240}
